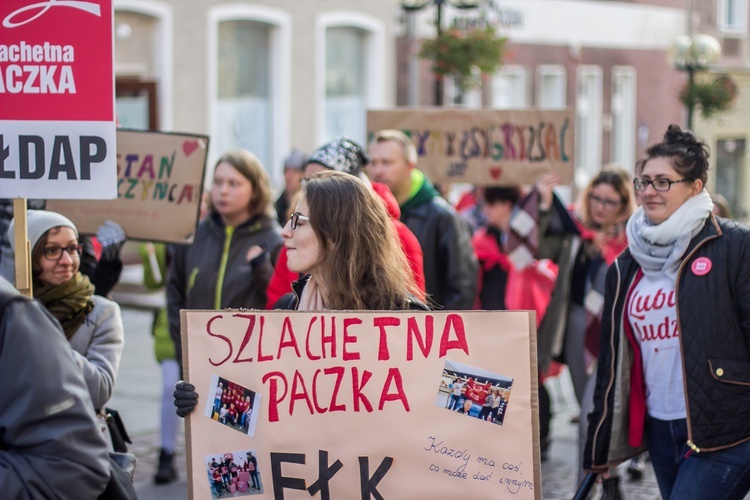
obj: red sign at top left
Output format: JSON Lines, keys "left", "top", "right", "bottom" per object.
{"left": 0, "top": 0, "right": 114, "bottom": 121}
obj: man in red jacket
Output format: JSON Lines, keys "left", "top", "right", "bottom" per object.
{"left": 266, "top": 137, "right": 425, "bottom": 308}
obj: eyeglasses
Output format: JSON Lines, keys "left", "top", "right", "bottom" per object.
{"left": 589, "top": 194, "right": 621, "bottom": 210}
{"left": 41, "top": 244, "right": 82, "bottom": 261}
{"left": 633, "top": 177, "right": 693, "bottom": 192}
{"left": 289, "top": 212, "right": 310, "bottom": 230}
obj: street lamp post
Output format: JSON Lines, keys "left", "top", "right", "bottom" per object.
{"left": 668, "top": 34, "right": 722, "bottom": 129}
{"left": 402, "top": 0, "right": 483, "bottom": 106}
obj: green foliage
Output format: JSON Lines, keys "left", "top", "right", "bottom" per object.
{"left": 419, "top": 26, "right": 506, "bottom": 91}
{"left": 679, "top": 74, "right": 739, "bottom": 119}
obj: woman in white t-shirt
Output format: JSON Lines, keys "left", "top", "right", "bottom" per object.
{"left": 583, "top": 125, "right": 750, "bottom": 499}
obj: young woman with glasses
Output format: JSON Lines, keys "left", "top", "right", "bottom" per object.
{"left": 174, "top": 170, "right": 427, "bottom": 417}
{"left": 274, "top": 170, "right": 426, "bottom": 311}
{"left": 583, "top": 125, "right": 750, "bottom": 499}
{"left": 8, "top": 210, "right": 124, "bottom": 446}
{"left": 264, "top": 136, "right": 426, "bottom": 308}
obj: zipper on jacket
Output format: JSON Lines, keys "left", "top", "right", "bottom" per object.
{"left": 214, "top": 226, "right": 235, "bottom": 309}
{"left": 590, "top": 257, "right": 623, "bottom": 467}
{"left": 674, "top": 230, "right": 719, "bottom": 454}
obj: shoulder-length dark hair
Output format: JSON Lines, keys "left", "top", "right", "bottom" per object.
{"left": 303, "top": 170, "right": 417, "bottom": 310}
{"left": 210, "top": 149, "right": 274, "bottom": 218}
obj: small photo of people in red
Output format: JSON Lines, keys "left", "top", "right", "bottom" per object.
{"left": 204, "top": 374, "right": 261, "bottom": 437}
{"left": 204, "top": 449, "right": 264, "bottom": 497}
{"left": 435, "top": 359, "right": 514, "bottom": 426}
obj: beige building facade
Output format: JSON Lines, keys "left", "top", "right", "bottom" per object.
{"left": 398, "top": 0, "right": 750, "bottom": 218}
{"left": 112, "top": 0, "right": 399, "bottom": 190}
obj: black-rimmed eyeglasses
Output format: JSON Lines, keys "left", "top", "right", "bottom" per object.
{"left": 41, "top": 244, "right": 82, "bottom": 261}
{"left": 289, "top": 212, "right": 310, "bottom": 230}
{"left": 633, "top": 177, "right": 693, "bottom": 192}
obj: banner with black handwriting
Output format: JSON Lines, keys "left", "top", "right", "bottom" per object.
{"left": 367, "top": 108, "right": 573, "bottom": 186}
{"left": 182, "top": 310, "right": 541, "bottom": 499}
{"left": 47, "top": 129, "right": 208, "bottom": 244}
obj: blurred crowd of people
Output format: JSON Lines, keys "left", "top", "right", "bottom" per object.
{"left": 3, "top": 123, "right": 750, "bottom": 499}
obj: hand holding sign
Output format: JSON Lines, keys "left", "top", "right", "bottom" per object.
{"left": 174, "top": 381, "right": 198, "bottom": 418}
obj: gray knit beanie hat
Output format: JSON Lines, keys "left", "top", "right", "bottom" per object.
{"left": 8, "top": 210, "right": 78, "bottom": 253}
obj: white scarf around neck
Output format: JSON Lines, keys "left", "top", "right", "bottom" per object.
{"left": 626, "top": 189, "right": 714, "bottom": 281}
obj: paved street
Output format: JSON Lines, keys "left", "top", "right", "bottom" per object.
{"left": 109, "top": 267, "right": 661, "bottom": 499}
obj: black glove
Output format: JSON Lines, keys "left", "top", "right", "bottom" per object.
{"left": 174, "top": 380, "right": 198, "bottom": 417}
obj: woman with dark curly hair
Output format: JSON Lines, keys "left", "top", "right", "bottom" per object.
{"left": 583, "top": 125, "right": 750, "bottom": 499}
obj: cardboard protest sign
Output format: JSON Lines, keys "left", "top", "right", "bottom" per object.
{"left": 0, "top": 0, "right": 117, "bottom": 199}
{"left": 182, "top": 310, "right": 541, "bottom": 499}
{"left": 47, "top": 130, "right": 208, "bottom": 244}
{"left": 367, "top": 108, "right": 574, "bottom": 186}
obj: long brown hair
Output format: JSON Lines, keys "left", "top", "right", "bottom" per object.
{"left": 303, "top": 170, "right": 418, "bottom": 310}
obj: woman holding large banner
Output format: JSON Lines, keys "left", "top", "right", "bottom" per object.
{"left": 8, "top": 210, "right": 124, "bottom": 442}
{"left": 167, "top": 150, "right": 283, "bottom": 369}
{"left": 583, "top": 125, "right": 750, "bottom": 499}
{"left": 175, "top": 170, "right": 428, "bottom": 417}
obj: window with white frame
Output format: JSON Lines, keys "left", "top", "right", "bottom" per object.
{"left": 611, "top": 66, "right": 637, "bottom": 171}
{"left": 492, "top": 66, "right": 527, "bottom": 109}
{"left": 718, "top": 0, "right": 748, "bottom": 35}
{"left": 575, "top": 66, "right": 603, "bottom": 183}
{"left": 215, "top": 20, "right": 273, "bottom": 172}
{"left": 324, "top": 27, "right": 367, "bottom": 144}
{"left": 536, "top": 65, "right": 566, "bottom": 109}
{"left": 318, "top": 13, "right": 385, "bottom": 146}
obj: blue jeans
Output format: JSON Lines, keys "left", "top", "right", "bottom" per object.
{"left": 646, "top": 416, "right": 750, "bottom": 499}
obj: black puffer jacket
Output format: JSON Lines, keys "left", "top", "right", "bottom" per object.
{"left": 167, "top": 212, "right": 282, "bottom": 363}
{"left": 584, "top": 215, "right": 750, "bottom": 470}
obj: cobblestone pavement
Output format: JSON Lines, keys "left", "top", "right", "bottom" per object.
{"left": 540, "top": 375, "right": 660, "bottom": 499}
{"left": 112, "top": 305, "right": 663, "bottom": 499}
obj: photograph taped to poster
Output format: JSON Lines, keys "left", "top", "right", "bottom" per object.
{"left": 203, "top": 374, "right": 262, "bottom": 438}
{"left": 437, "top": 359, "right": 514, "bottom": 426}
{"left": 203, "top": 449, "right": 265, "bottom": 497}
{"left": 367, "top": 108, "right": 574, "bottom": 186}
{"left": 47, "top": 129, "right": 209, "bottom": 244}
{"left": 182, "top": 310, "right": 541, "bottom": 499}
